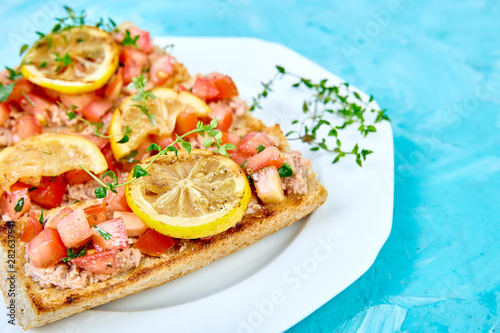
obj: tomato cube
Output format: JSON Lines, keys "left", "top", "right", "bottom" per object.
{"left": 221, "top": 132, "right": 241, "bottom": 147}
{"left": 0, "top": 183, "right": 31, "bottom": 219}
{"left": 106, "top": 185, "right": 131, "bottom": 212}
{"left": 29, "top": 176, "right": 68, "bottom": 209}
{"left": 120, "top": 47, "right": 148, "bottom": 84}
{"left": 149, "top": 54, "right": 175, "bottom": 86}
{"left": 229, "top": 149, "right": 248, "bottom": 167}
{"left": 59, "top": 92, "right": 96, "bottom": 111}
{"left": 84, "top": 203, "right": 108, "bottom": 225}
{"left": 82, "top": 98, "right": 112, "bottom": 122}
{"left": 133, "top": 229, "right": 174, "bottom": 257}
{"left": 104, "top": 68, "right": 124, "bottom": 101}
{"left": 113, "top": 211, "right": 148, "bottom": 237}
{"left": 175, "top": 111, "right": 198, "bottom": 138}
{"left": 11, "top": 115, "right": 42, "bottom": 143}
{"left": 56, "top": 208, "right": 93, "bottom": 248}
{"left": 27, "top": 227, "right": 67, "bottom": 268}
{"left": 6, "top": 78, "right": 33, "bottom": 104}
{"left": 192, "top": 77, "right": 219, "bottom": 101}
{"left": 71, "top": 250, "right": 117, "bottom": 274}
{"left": 208, "top": 104, "right": 233, "bottom": 132}
{"left": 238, "top": 132, "right": 271, "bottom": 157}
{"left": 0, "top": 102, "right": 10, "bottom": 126}
{"left": 101, "top": 143, "right": 119, "bottom": 173}
{"left": 20, "top": 211, "right": 43, "bottom": 243}
{"left": 92, "top": 217, "right": 128, "bottom": 251}
{"left": 246, "top": 146, "right": 284, "bottom": 174}
{"left": 251, "top": 166, "right": 285, "bottom": 204}
{"left": 65, "top": 169, "right": 94, "bottom": 185}
{"left": 44, "top": 206, "right": 73, "bottom": 229}
{"left": 207, "top": 73, "right": 239, "bottom": 99}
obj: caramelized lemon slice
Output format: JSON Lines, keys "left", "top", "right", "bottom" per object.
{"left": 0, "top": 133, "right": 107, "bottom": 193}
{"left": 20, "top": 26, "right": 119, "bottom": 94}
{"left": 125, "top": 150, "right": 250, "bottom": 239}
{"left": 109, "top": 87, "right": 211, "bottom": 159}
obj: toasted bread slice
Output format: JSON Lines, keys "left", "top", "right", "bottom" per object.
{"left": 0, "top": 114, "right": 327, "bottom": 330}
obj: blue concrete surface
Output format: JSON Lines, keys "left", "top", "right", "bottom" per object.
{"left": 1, "top": 1, "right": 499, "bottom": 332}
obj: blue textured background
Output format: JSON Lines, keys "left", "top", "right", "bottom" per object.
{"left": 1, "top": 1, "right": 499, "bottom": 331}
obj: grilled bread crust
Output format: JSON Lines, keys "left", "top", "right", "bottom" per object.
{"left": 0, "top": 114, "right": 328, "bottom": 330}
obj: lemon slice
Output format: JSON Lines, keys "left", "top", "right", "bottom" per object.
{"left": 109, "top": 87, "right": 211, "bottom": 159}
{"left": 125, "top": 150, "right": 251, "bottom": 239}
{"left": 0, "top": 133, "right": 108, "bottom": 193}
{"left": 20, "top": 26, "right": 119, "bottom": 94}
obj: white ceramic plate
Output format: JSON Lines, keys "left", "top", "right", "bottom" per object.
{"left": 1, "top": 37, "right": 393, "bottom": 333}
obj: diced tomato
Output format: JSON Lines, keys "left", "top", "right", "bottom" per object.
{"left": 81, "top": 98, "right": 112, "bottom": 122}
{"left": 20, "top": 211, "right": 43, "bottom": 243}
{"left": 174, "top": 111, "right": 198, "bottom": 138}
{"left": 221, "top": 132, "right": 241, "bottom": 147}
{"left": 238, "top": 132, "right": 271, "bottom": 157}
{"left": 124, "top": 25, "right": 153, "bottom": 54}
{"left": 18, "top": 93, "right": 53, "bottom": 117}
{"left": 229, "top": 149, "right": 247, "bottom": 167}
{"left": 0, "top": 102, "right": 10, "bottom": 126}
{"left": 150, "top": 134, "right": 176, "bottom": 150}
{"left": 56, "top": 208, "right": 93, "bottom": 248}
{"left": 84, "top": 203, "right": 108, "bottom": 226}
{"left": 133, "top": 229, "right": 175, "bottom": 257}
{"left": 27, "top": 227, "right": 67, "bottom": 268}
{"left": 106, "top": 186, "right": 130, "bottom": 212}
{"left": 71, "top": 250, "right": 117, "bottom": 274}
{"left": 245, "top": 146, "right": 284, "bottom": 174}
{"left": 207, "top": 73, "right": 239, "bottom": 100}
{"left": 208, "top": 104, "right": 233, "bottom": 132}
{"left": 39, "top": 87, "right": 60, "bottom": 102}
{"left": 44, "top": 206, "right": 73, "bottom": 229}
{"left": 65, "top": 169, "right": 94, "bottom": 185}
{"left": 149, "top": 54, "right": 175, "bottom": 86}
{"left": 101, "top": 143, "right": 119, "bottom": 173}
{"left": 92, "top": 217, "right": 128, "bottom": 251}
{"left": 191, "top": 77, "right": 219, "bottom": 101}
{"left": 113, "top": 211, "right": 148, "bottom": 237}
{"left": 177, "top": 84, "right": 189, "bottom": 93}
{"left": 29, "top": 176, "right": 67, "bottom": 209}
{"left": 6, "top": 78, "right": 33, "bottom": 104}
{"left": 0, "top": 183, "right": 31, "bottom": 219}
{"left": 251, "top": 166, "right": 285, "bottom": 204}
{"left": 59, "top": 92, "right": 96, "bottom": 111}
{"left": 11, "top": 115, "right": 42, "bottom": 143}
{"left": 104, "top": 68, "right": 124, "bottom": 101}
{"left": 120, "top": 47, "right": 148, "bottom": 84}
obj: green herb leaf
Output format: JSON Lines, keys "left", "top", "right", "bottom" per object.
{"left": 147, "top": 143, "right": 161, "bottom": 152}
{"left": 117, "top": 134, "right": 129, "bottom": 143}
{"left": 256, "top": 144, "right": 265, "bottom": 153}
{"left": 240, "top": 160, "right": 248, "bottom": 168}
{"left": 132, "top": 165, "right": 149, "bottom": 178}
{"left": 95, "top": 186, "right": 107, "bottom": 198}
{"left": 181, "top": 141, "right": 192, "bottom": 153}
{"left": 0, "top": 83, "right": 16, "bottom": 102}
{"left": 6, "top": 67, "right": 23, "bottom": 80}
{"left": 14, "top": 198, "right": 24, "bottom": 213}
{"left": 122, "top": 29, "right": 139, "bottom": 48}
{"left": 278, "top": 163, "right": 293, "bottom": 177}
{"left": 276, "top": 65, "right": 286, "bottom": 74}
{"left": 93, "top": 225, "right": 112, "bottom": 240}
{"left": 203, "top": 138, "right": 212, "bottom": 149}
{"left": 39, "top": 210, "right": 44, "bottom": 224}
{"left": 20, "top": 44, "right": 28, "bottom": 55}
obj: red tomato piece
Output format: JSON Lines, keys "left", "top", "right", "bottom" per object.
{"left": 150, "top": 134, "right": 176, "bottom": 150}
{"left": 229, "top": 149, "right": 248, "bottom": 167}
{"left": 18, "top": 93, "right": 53, "bottom": 117}
{"left": 238, "top": 132, "right": 271, "bottom": 157}
{"left": 65, "top": 169, "right": 94, "bottom": 185}
{"left": 207, "top": 73, "right": 239, "bottom": 99}
{"left": 133, "top": 229, "right": 175, "bottom": 257}
{"left": 101, "top": 143, "right": 119, "bottom": 173}
{"left": 106, "top": 186, "right": 130, "bottom": 213}
{"left": 251, "top": 166, "right": 285, "bottom": 204}
{"left": 221, "top": 132, "right": 241, "bottom": 147}
{"left": 174, "top": 111, "right": 198, "bottom": 138}
{"left": 59, "top": 93, "right": 96, "bottom": 111}
{"left": 84, "top": 203, "right": 108, "bottom": 226}
{"left": 0, "top": 183, "right": 31, "bottom": 219}
{"left": 45, "top": 206, "right": 73, "bottom": 229}
{"left": 245, "top": 146, "right": 284, "bottom": 174}
{"left": 27, "top": 227, "right": 67, "bottom": 268}
{"left": 20, "top": 211, "right": 43, "bottom": 243}
{"left": 6, "top": 78, "right": 33, "bottom": 104}
{"left": 149, "top": 54, "right": 175, "bottom": 86}
{"left": 104, "top": 68, "right": 123, "bottom": 102}
{"left": 113, "top": 211, "right": 148, "bottom": 237}
{"left": 81, "top": 98, "right": 112, "bottom": 122}
{"left": 208, "top": 104, "right": 233, "bottom": 132}
{"left": 56, "top": 208, "right": 93, "bottom": 248}
{"left": 11, "top": 115, "right": 42, "bottom": 143}
{"left": 29, "top": 176, "right": 68, "bottom": 209}
{"left": 0, "top": 102, "right": 10, "bottom": 126}
{"left": 71, "top": 250, "right": 117, "bottom": 274}
{"left": 120, "top": 47, "right": 148, "bottom": 84}
{"left": 177, "top": 84, "right": 189, "bottom": 93}
{"left": 124, "top": 25, "right": 153, "bottom": 54}
{"left": 191, "top": 77, "right": 219, "bottom": 101}
{"left": 92, "top": 217, "right": 128, "bottom": 251}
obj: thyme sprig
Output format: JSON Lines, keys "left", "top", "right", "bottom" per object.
{"left": 250, "top": 66, "right": 390, "bottom": 166}
{"left": 83, "top": 118, "right": 235, "bottom": 199}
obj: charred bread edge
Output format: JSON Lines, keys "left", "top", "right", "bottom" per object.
{"left": 0, "top": 114, "right": 328, "bottom": 330}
